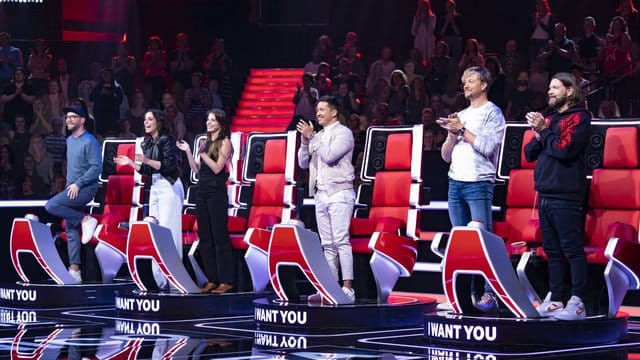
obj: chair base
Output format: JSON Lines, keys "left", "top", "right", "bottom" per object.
{"left": 0, "top": 280, "right": 136, "bottom": 308}
{"left": 254, "top": 294, "right": 437, "bottom": 332}
{"left": 424, "top": 310, "right": 628, "bottom": 349}
{"left": 114, "top": 289, "right": 270, "bottom": 319}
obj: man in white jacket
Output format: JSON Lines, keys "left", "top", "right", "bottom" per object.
{"left": 297, "top": 95, "right": 356, "bottom": 303}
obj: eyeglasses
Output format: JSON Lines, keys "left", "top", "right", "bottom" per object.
{"left": 65, "top": 114, "right": 82, "bottom": 119}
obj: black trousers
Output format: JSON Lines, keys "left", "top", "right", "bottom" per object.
{"left": 196, "top": 188, "right": 234, "bottom": 284}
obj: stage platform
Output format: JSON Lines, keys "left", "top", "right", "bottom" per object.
{"left": 2, "top": 290, "right": 640, "bottom": 359}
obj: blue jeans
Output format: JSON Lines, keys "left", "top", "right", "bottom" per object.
{"left": 538, "top": 197, "right": 587, "bottom": 301}
{"left": 447, "top": 179, "right": 494, "bottom": 232}
{"left": 448, "top": 179, "right": 495, "bottom": 296}
{"left": 45, "top": 184, "right": 98, "bottom": 266}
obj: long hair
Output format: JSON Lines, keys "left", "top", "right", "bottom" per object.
{"left": 551, "top": 72, "right": 584, "bottom": 108}
{"left": 206, "top": 109, "right": 231, "bottom": 160}
{"left": 617, "top": 0, "right": 639, "bottom": 14}
{"left": 609, "top": 16, "right": 629, "bottom": 35}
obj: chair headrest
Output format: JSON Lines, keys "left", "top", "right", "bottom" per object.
{"left": 385, "top": 133, "right": 412, "bottom": 170}
{"left": 520, "top": 130, "right": 537, "bottom": 169}
{"left": 116, "top": 143, "right": 136, "bottom": 175}
{"left": 263, "top": 139, "right": 287, "bottom": 173}
{"left": 603, "top": 127, "right": 639, "bottom": 169}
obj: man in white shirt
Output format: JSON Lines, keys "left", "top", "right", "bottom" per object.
{"left": 437, "top": 66, "right": 506, "bottom": 312}
{"left": 297, "top": 95, "right": 356, "bottom": 304}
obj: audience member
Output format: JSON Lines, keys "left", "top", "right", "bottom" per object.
{"left": 125, "top": 90, "right": 146, "bottom": 136}
{"left": 184, "top": 72, "right": 211, "bottom": 133}
{"left": 412, "top": 0, "right": 437, "bottom": 61}
{"left": 44, "top": 116, "right": 66, "bottom": 175}
{"left": 53, "top": 58, "right": 77, "bottom": 105}
{"left": 604, "top": 16, "right": 632, "bottom": 80}
{"left": 304, "top": 47, "right": 322, "bottom": 75}
{"left": 386, "top": 69, "right": 409, "bottom": 116}
{"left": 616, "top": 0, "right": 640, "bottom": 41}
{"left": 111, "top": 41, "right": 136, "bottom": 102}
{"left": 30, "top": 98, "right": 53, "bottom": 137}
{"left": 530, "top": 0, "right": 553, "bottom": 64}
{"left": 505, "top": 70, "right": 533, "bottom": 120}
{"left": 43, "top": 79, "right": 67, "bottom": 120}
{"left": 26, "top": 38, "right": 52, "bottom": 96}
{"left": 1, "top": 67, "right": 36, "bottom": 127}
{"left": 90, "top": 67, "right": 124, "bottom": 136}
{"left": 597, "top": 99, "right": 622, "bottom": 118}
{"left": 141, "top": 36, "right": 167, "bottom": 107}
{"left": 540, "top": 23, "right": 575, "bottom": 76}
{"left": 439, "top": 0, "right": 464, "bottom": 60}
{"left": 577, "top": 17, "right": 603, "bottom": 73}
{"left": 485, "top": 56, "right": 507, "bottom": 110}
{"left": 169, "top": 33, "right": 196, "bottom": 90}
{"left": 407, "top": 75, "right": 429, "bottom": 124}
{"left": 0, "top": 144, "right": 17, "bottom": 199}
{"left": 458, "top": 38, "right": 484, "bottom": 73}
{"left": 427, "top": 41, "right": 453, "bottom": 95}
{"left": 0, "top": 32, "right": 23, "bottom": 91}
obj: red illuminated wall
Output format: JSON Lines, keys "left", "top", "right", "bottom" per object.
{"left": 62, "top": 0, "right": 129, "bottom": 42}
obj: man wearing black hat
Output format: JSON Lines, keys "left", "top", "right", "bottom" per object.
{"left": 45, "top": 105, "right": 102, "bottom": 284}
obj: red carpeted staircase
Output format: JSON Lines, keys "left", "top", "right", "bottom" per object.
{"left": 231, "top": 68, "right": 303, "bottom": 133}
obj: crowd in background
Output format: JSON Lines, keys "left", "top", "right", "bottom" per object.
{"left": 0, "top": 0, "right": 638, "bottom": 200}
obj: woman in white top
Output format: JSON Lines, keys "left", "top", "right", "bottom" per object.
{"left": 412, "top": 0, "right": 437, "bottom": 62}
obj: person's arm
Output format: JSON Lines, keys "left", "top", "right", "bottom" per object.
{"left": 74, "top": 138, "right": 102, "bottom": 188}
{"left": 523, "top": 137, "right": 543, "bottom": 162}
{"left": 440, "top": 132, "right": 456, "bottom": 163}
{"left": 177, "top": 140, "right": 200, "bottom": 173}
{"left": 412, "top": 16, "right": 420, "bottom": 37}
{"left": 200, "top": 138, "right": 231, "bottom": 174}
{"left": 312, "top": 126, "right": 354, "bottom": 165}
{"left": 469, "top": 108, "right": 506, "bottom": 158}
{"left": 538, "top": 112, "right": 590, "bottom": 160}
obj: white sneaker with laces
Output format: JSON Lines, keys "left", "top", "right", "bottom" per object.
{"left": 81, "top": 215, "right": 98, "bottom": 244}
{"left": 342, "top": 287, "right": 355, "bottom": 304}
{"left": 68, "top": 269, "right": 82, "bottom": 284}
{"left": 553, "top": 295, "right": 586, "bottom": 320}
{"left": 536, "top": 292, "right": 564, "bottom": 317}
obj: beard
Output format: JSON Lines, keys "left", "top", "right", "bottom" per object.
{"left": 548, "top": 94, "right": 567, "bottom": 109}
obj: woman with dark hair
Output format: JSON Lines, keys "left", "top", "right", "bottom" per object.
{"left": 115, "top": 109, "right": 184, "bottom": 290}
{"left": 604, "top": 16, "right": 632, "bottom": 79}
{"left": 458, "top": 38, "right": 484, "bottom": 72}
{"left": 177, "top": 109, "right": 234, "bottom": 293}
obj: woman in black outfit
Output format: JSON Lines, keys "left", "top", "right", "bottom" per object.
{"left": 177, "top": 109, "right": 234, "bottom": 293}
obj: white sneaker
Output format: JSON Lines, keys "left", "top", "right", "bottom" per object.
{"left": 307, "top": 292, "right": 322, "bottom": 303}
{"left": 536, "top": 292, "right": 564, "bottom": 317}
{"left": 437, "top": 301, "right": 454, "bottom": 311}
{"left": 81, "top": 215, "right": 98, "bottom": 244}
{"left": 553, "top": 295, "right": 586, "bottom": 320}
{"left": 68, "top": 269, "right": 82, "bottom": 284}
{"left": 342, "top": 287, "right": 355, "bottom": 304}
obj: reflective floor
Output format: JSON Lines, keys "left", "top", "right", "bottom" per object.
{"left": 2, "top": 302, "right": 640, "bottom": 359}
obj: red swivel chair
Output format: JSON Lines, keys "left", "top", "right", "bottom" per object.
{"left": 94, "top": 143, "right": 144, "bottom": 283}
{"left": 228, "top": 132, "right": 297, "bottom": 292}
{"left": 584, "top": 126, "right": 640, "bottom": 264}
{"left": 349, "top": 130, "right": 423, "bottom": 302}
{"left": 493, "top": 130, "right": 541, "bottom": 256}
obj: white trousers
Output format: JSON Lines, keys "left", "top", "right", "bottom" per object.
{"left": 314, "top": 188, "right": 355, "bottom": 281}
{"left": 149, "top": 176, "right": 184, "bottom": 288}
